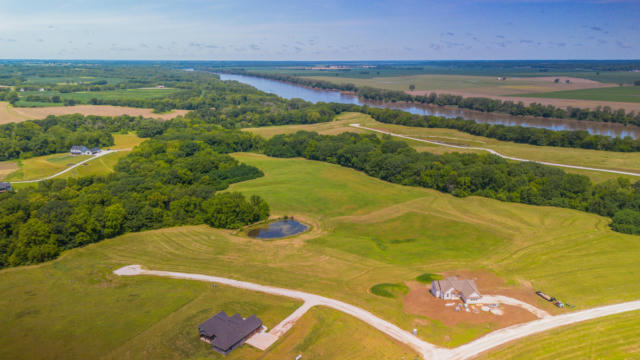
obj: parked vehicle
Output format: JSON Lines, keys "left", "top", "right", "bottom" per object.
{"left": 535, "top": 291, "right": 553, "bottom": 302}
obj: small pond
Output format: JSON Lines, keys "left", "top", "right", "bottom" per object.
{"left": 247, "top": 219, "right": 309, "bottom": 239}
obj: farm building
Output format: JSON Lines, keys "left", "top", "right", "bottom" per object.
{"left": 198, "top": 311, "right": 262, "bottom": 355}
{"left": 70, "top": 146, "right": 100, "bottom": 155}
{"left": 0, "top": 182, "right": 12, "bottom": 192}
{"left": 430, "top": 277, "right": 482, "bottom": 304}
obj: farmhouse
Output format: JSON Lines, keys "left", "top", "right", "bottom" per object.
{"left": 0, "top": 182, "right": 12, "bottom": 192}
{"left": 198, "top": 311, "right": 263, "bottom": 355}
{"left": 70, "top": 146, "right": 100, "bottom": 155}
{"left": 430, "top": 277, "right": 482, "bottom": 304}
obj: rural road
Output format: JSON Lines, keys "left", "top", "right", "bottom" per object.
{"left": 10, "top": 150, "right": 118, "bottom": 184}
{"left": 350, "top": 124, "right": 640, "bottom": 177}
{"left": 114, "top": 265, "right": 640, "bottom": 359}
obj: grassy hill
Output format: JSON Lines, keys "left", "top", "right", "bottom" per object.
{"left": 2, "top": 149, "right": 640, "bottom": 358}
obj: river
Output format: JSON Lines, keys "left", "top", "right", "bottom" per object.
{"left": 217, "top": 73, "right": 640, "bottom": 139}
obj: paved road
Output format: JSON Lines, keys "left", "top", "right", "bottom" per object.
{"left": 350, "top": 124, "right": 640, "bottom": 177}
{"left": 114, "top": 265, "right": 640, "bottom": 359}
{"left": 10, "top": 150, "right": 118, "bottom": 184}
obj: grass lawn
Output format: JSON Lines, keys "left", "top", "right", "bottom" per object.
{"left": 516, "top": 86, "right": 640, "bottom": 103}
{"left": 245, "top": 112, "right": 640, "bottom": 183}
{"left": 3, "top": 133, "right": 143, "bottom": 181}
{"left": 3, "top": 151, "right": 640, "bottom": 356}
{"left": 476, "top": 310, "right": 640, "bottom": 360}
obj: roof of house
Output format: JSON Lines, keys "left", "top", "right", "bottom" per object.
{"left": 90, "top": 147, "right": 100, "bottom": 152}
{"left": 199, "top": 311, "right": 262, "bottom": 351}
{"left": 71, "top": 145, "right": 89, "bottom": 152}
{"left": 433, "top": 277, "right": 481, "bottom": 299}
{"left": 0, "top": 182, "right": 11, "bottom": 190}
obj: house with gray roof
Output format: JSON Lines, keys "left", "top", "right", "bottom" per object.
{"left": 70, "top": 146, "right": 92, "bottom": 155}
{"left": 430, "top": 277, "right": 482, "bottom": 304}
{"left": 198, "top": 311, "right": 263, "bottom": 355}
{"left": 0, "top": 182, "right": 12, "bottom": 192}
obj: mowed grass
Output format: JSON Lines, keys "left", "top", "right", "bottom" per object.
{"left": 4, "top": 133, "right": 143, "bottom": 181}
{"left": 245, "top": 112, "right": 640, "bottom": 183}
{"left": 517, "top": 86, "right": 640, "bottom": 103}
{"left": 4, "top": 154, "right": 91, "bottom": 181}
{"left": 476, "top": 310, "right": 640, "bottom": 360}
{"left": 3, "top": 152, "right": 640, "bottom": 355}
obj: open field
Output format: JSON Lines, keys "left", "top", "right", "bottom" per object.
{"left": 2, "top": 133, "right": 143, "bottom": 181}
{"left": 245, "top": 112, "right": 640, "bottom": 183}
{"left": 3, "top": 103, "right": 188, "bottom": 122}
{"left": 299, "top": 74, "right": 640, "bottom": 111}
{"left": 24, "top": 75, "right": 126, "bottom": 85}
{"left": 516, "top": 85, "right": 640, "bottom": 103}
{"left": 304, "top": 74, "right": 611, "bottom": 95}
{"left": 16, "top": 88, "right": 178, "bottom": 107}
{"left": 3, "top": 154, "right": 92, "bottom": 182}
{"left": 3, "top": 152, "right": 640, "bottom": 356}
{"left": 476, "top": 310, "right": 640, "bottom": 360}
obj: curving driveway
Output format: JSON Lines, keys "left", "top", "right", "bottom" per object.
{"left": 10, "top": 150, "right": 118, "bottom": 184}
{"left": 114, "top": 265, "right": 640, "bottom": 359}
{"left": 350, "top": 123, "right": 640, "bottom": 177}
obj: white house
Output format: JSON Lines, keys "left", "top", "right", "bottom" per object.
{"left": 70, "top": 146, "right": 92, "bottom": 155}
{"left": 430, "top": 277, "right": 482, "bottom": 304}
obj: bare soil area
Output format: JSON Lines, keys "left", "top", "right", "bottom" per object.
{"left": 1, "top": 103, "right": 188, "bottom": 123}
{"left": 408, "top": 90, "right": 640, "bottom": 113}
{"left": 0, "top": 161, "right": 18, "bottom": 180}
{"left": 403, "top": 281, "right": 538, "bottom": 328}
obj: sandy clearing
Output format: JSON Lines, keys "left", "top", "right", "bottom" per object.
{"left": 114, "top": 265, "right": 640, "bottom": 360}
{"left": 0, "top": 161, "right": 18, "bottom": 180}
{"left": 0, "top": 102, "right": 188, "bottom": 123}
{"left": 407, "top": 90, "right": 640, "bottom": 113}
{"left": 351, "top": 124, "right": 640, "bottom": 177}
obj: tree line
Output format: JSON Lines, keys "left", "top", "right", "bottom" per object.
{"left": 264, "top": 131, "right": 640, "bottom": 236}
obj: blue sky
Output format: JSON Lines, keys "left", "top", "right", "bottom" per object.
{"left": 0, "top": 0, "right": 637, "bottom": 60}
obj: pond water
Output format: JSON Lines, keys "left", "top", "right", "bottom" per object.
{"left": 247, "top": 219, "right": 309, "bottom": 239}
{"left": 217, "top": 72, "right": 640, "bottom": 139}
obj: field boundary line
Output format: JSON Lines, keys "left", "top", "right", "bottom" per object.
{"left": 350, "top": 124, "right": 640, "bottom": 177}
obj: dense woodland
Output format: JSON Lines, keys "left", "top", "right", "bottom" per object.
{"left": 264, "top": 131, "right": 640, "bottom": 235}
{"left": 231, "top": 71, "right": 640, "bottom": 126}
{"left": 0, "top": 129, "right": 269, "bottom": 268}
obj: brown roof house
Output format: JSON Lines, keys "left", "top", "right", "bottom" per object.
{"left": 198, "top": 311, "right": 262, "bottom": 355}
{"left": 430, "top": 277, "right": 482, "bottom": 304}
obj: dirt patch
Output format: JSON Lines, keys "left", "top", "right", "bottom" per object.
{"left": 403, "top": 281, "right": 538, "bottom": 328}
{"left": 0, "top": 161, "right": 18, "bottom": 180}
{"left": 3, "top": 104, "right": 188, "bottom": 123}
{"left": 407, "top": 90, "right": 640, "bottom": 113}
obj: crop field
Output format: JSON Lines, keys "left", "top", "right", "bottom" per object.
{"left": 302, "top": 74, "right": 610, "bottom": 96}
{"left": 3, "top": 150, "right": 640, "bottom": 357}
{"left": 245, "top": 112, "right": 640, "bottom": 183}
{"left": 16, "top": 88, "right": 178, "bottom": 107}
{"left": 5, "top": 103, "right": 188, "bottom": 122}
{"left": 477, "top": 310, "right": 640, "bottom": 359}
{"left": 25, "top": 75, "right": 126, "bottom": 85}
{"left": 2, "top": 133, "right": 143, "bottom": 181}
{"left": 516, "top": 86, "right": 640, "bottom": 103}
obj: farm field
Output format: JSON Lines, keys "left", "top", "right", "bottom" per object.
{"left": 16, "top": 88, "right": 178, "bottom": 107}
{"left": 245, "top": 112, "right": 640, "bottom": 183}
{"left": 1, "top": 102, "right": 188, "bottom": 122}
{"left": 477, "top": 310, "right": 640, "bottom": 359}
{"left": 3, "top": 152, "right": 640, "bottom": 356}
{"left": 2, "top": 133, "right": 143, "bottom": 181}
{"left": 302, "top": 74, "right": 611, "bottom": 95}
{"left": 516, "top": 85, "right": 640, "bottom": 103}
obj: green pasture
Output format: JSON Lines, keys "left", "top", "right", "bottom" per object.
{"left": 16, "top": 88, "right": 178, "bottom": 107}
{"left": 516, "top": 85, "right": 640, "bottom": 103}
{"left": 2, "top": 147, "right": 640, "bottom": 356}
{"left": 477, "top": 310, "right": 640, "bottom": 360}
